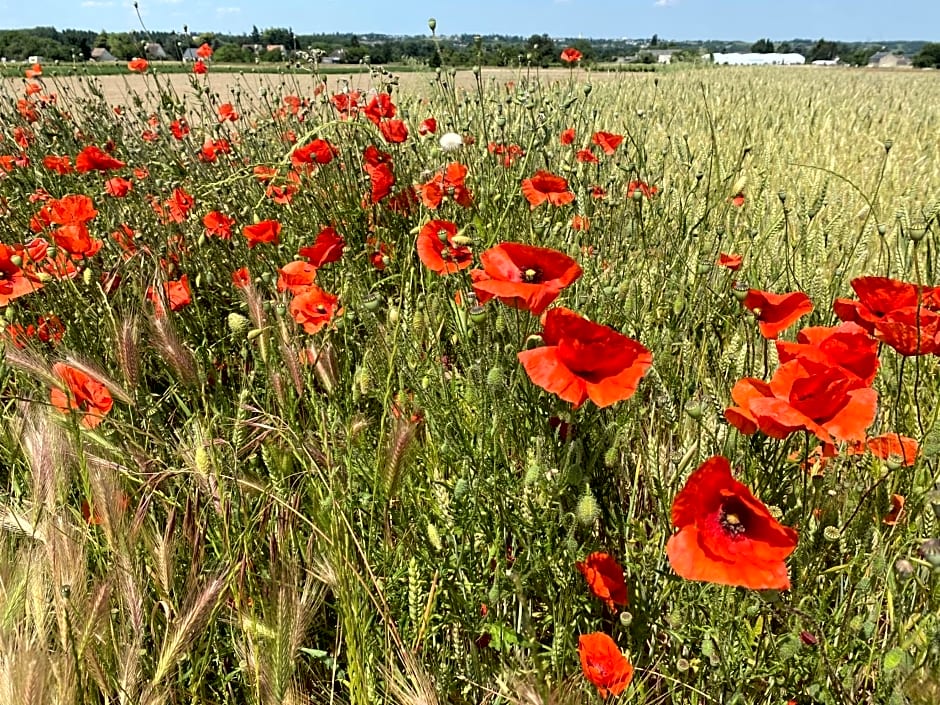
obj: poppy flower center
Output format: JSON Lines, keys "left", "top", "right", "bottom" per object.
{"left": 522, "top": 267, "right": 542, "bottom": 283}
{"left": 719, "top": 501, "right": 748, "bottom": 537}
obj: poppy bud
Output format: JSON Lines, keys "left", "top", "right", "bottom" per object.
{"left": 575, "top": 488, "right": 600, "bottom": 525}
{"left": 582, "top": 83, "right": 592, "bottom": 95}
{"left": 523, "top": 334, "right": 543, "bottom": 350}
{"left": 357, "top": 366, "right": 372, "bottom": 394}
{"left": 778, "top": 191, "right": 787, "bottom": 203}
{"left": 452, "top": 234, "right": 471, "bottom": 245}
{"left": 363, "top": 292, "right": 382, "bottom": 313}
{"left": 696, "top": 259, "right": 711, "bottom": 275}
{"left": 604, "top": 446, "right": 619, "bottom": 468}
{"left": 247, "top": 328, "right": 263, "bottom": 341}
{"left": 387, "top": 306, "right": 400, "bottom": 325}
{"left": 877, "top": 224, "right": 887, "bottom": 236}
{"left": 453, "top": 477, "right": 468, "bottom": 500}
{"left": 82, "top": 267, "right": 94, "bottom": 286}
{"left": 799, "top": 630, "right": 818, "bottom": 646}
{"left": 884, "top": 139, "right": 893, "bottom": 153}
{"left": 469, "top": 305, "right": 487, "bottom": 325}
{"left": 37, "top": 272, "right": 54, "bottom": 283}
{"left": 731, "top": 281, "right": 749, "bottom": 301}
{"left": 472, "top": 65, "right": 480, "bottom": 77}
{"left": 485, "top": 364, "right": 503, "bottom": 390}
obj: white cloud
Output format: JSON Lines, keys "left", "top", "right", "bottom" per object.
{"left": 216, "top": 6, "right": 240, "bottom": 14}
{"left": 654, "top": 0, "right": 679, "bottom": 6}
{"left": 81, "top": 0, "right": 115, "bottom": 6}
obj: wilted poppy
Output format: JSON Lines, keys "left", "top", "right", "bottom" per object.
{"left": 666, "top": 456, "right": 798, "bottom": 590}
{"left": 578, "top": 633, "right": 633, "bottom": 699}
{"left": 50, "top": 362, "right": 114, "bottom": 428}
{"left": 470, "top": 242, "right": 582, "bottom": 316}
{"left": 725, "top": 358, "right": 877, "bottom": 445}
{"left": 243, "top": 220, "right": 281, "bottom": 248}
{"left": 289, "top": 285, "right": 340, "bottom": 333}
{"left": 741, "top": 289, "right": 813, "bottom": 339}
{"left": 576, "top": 552, "right": 628, "bottom": 612}
{"left": 883, "top": 494, "right": 905, "bottom": 525}
{"left": 561, "top": 47, "right": 583, "bottom": 64}
{"left": 775, "top": 322, "right": 879, "bottom": 386}
{"left": 416, "top": 220, "right": 473, "bottom": 275}
{"left": 518, "top": 307, "right": 652, "bottom": 409}
{"left": 521, "top": 171, "right": 575, "bottom": 209}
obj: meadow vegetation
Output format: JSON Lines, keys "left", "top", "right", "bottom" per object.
{"left": 1, "top": 55, "right": 939, "bottom": 704}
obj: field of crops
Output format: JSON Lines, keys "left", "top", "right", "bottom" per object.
{"left": 1, "top": 56, "right": 940, "bottom": 704}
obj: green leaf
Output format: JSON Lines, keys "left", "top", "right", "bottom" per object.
{"left": 883, "top": 647, "right": 905, "bottom": 672}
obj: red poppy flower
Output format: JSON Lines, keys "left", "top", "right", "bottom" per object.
{"left": 127, "top": 57, "right": 148, "bottom": 73}
{"left": 521, "top": 171, "right": 575, "bottom": 209}
{"left": 571, "top": 215, "right": 590, "bottom": 231}
{"left": 627, "top": 180, "right": 658, "bottom": 200}
{"left": 576, "top": 149, "right": 599, "bottom": 164}
{"left": 36, "top": 315, "right": 65, "bottom": 345}
{"left": 104, "top": 177, "right": 133, "bottom": 198}
{"left": 203, "top": 210, "right": 235, "bottom": 239}
{"left": 170, "top": 119, "right": 189, "bottom": 140}
{"left": 470, "top": 242, "right": 582, "bottom": 316}
{"left": 196, "top": 42, "right": 213, "bottom": 59}
{"left": 731, "top": 192, "right": 746, "bottom": 207}
{"left": 75, "top": 146, "right": 125, "bottom": 173}
{"left": 741, "top": 289, "right": 814, "bottom": 339}
{"left": 851, "top": 433, "right": 919, "bottom": 467}
{"left": 717, "top": 253, "right": 742, "bottom": 270}
{"left": 883, "top": 494, "right": 905, "bottom": 525}
{"left": 232, "top": 266, "right": 251, "bottom": 288}
{"left": 725, "top": 358, "right": 878, "bottom": 445}
{"left": 298, "top": 226, "right": 345, "bottom": 268}
{"left": 666, "top": 456, "right": 798, "bottom": 590}
{"left": 416, "top": 220, "right": 473, "bottom": 275}
{"left": 874, "top": 307, "right": 940, "bottom": 356}
{"left": 576, "top": 552, "right": 628, "bottom": 612}
{"left": 276, "top": 260, "right": 318, "bottom": 295}
{"left": 560, "top": 47, "right": 583, "bottom": 64}
{"left": 218, "top": 103, "right": 239, "bottom": 122}
{"left": 591, "top": 131, "right": 623, "bottom": 156}
{"left": 834, "top": 276, "right": 939, "bottom": 329}
{"left": 243, "top": 220, "right": 281, "bottom": 248}
{"left": 419, "top": 163, "right": 473, "bottom": 209}
{"left": 0, "top": 243, "right": 42, "bottom": 306}
{"left": 366, "top": 162, "right": 395, "bottom": 203}
{"left": 192, "top": 60, "right": 208, "bottom": 75}
{"left": 291, "top": 138, "right": 337, "bottom": 167}
{"left": 560, "top": 128, "right": 576, "bottom": 146}
{"left": 363, "top": 93, "right": 396, "bottom": 125}
{"left": 578, "top": 633, "right": 633, "bottom": 699}
{"left": 419, "top": 117, "right": 437, "bottom": 135}
{"left": 52, "top": 224, "right": 102, "bottom": 259}
{"left": 775, "top": 322, "right": 879, "bottom": 386}
{"left": 146, "top": 275, "right": 192, "bottom": 316}
{"left": 50, "top": 362, "right": 114, "bottom": 428}
{"left": 289, "top": 285, "right": 340, "bottom": 334}
{"left": 518, "top": 307, "right": 652, "bottom": 409}
{"left": 40, "top": 194, "right": 99, "bottom": 227}
{"left": 43, "top": 155, "right": 73, "bottom": 175}
{"left": 25, "top": 62, "right": 42, "bottom": 79}
{"left": 379, "top": 118, "right": 409, "bottom": 144}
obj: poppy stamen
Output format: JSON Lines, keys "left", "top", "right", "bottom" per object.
{"left": 720, "top": 506, "right": 747, "bottom": 537}
{"left": 522, "top": 267, "right": 541, "bottom": 283}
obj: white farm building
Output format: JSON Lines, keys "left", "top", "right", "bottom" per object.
{"left": 710, "top": 52, "right": 806, "bottom": 66}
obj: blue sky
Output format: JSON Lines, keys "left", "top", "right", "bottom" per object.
{"left": 1, "top": 0, "right": 938, "bottom": 41}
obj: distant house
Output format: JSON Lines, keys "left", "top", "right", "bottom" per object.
{"left": 265, "top": 44, "right": 287, "bottom": 56}
{"left": 144, "top": 42, "right": 167, "bottom": 60}
{"left": 650, "top": 49, "right": 675, "bottom": 64}
{"left": 181, "top": 48, "right": 209, "bottom": 62}
{"left": 710, "top": 52, "right": 806, "bottom": 66}
{"left": 868, "top": 51, "right": 912, "bottom": 68}
{"left": 90, "top": 47, "right": 118, "bottom": 62}
{"left": 320, "top": 48, "right": 346, "bottom": 64}
{"left": 811, "top": 58, "right": 840, "bottom": 66}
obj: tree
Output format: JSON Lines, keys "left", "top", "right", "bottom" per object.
{"left": 913, "top": 43, "right": 940, "bottom": 68}
{"left": 94, "top": 30, "right": 110, "bottom": 50}
{"left": 776, "top": 41, "right": 792, "bottom": 54}
{"left": 750, "top": 38, "right": 775, "bottom": 53}
{"left": 525, "top": 34, "right": 555, "bottom": 66}
{"left": 109, "top": 32, "right": 139, "bottom": 60}
{"left": 650, "top": 34, "right": 659, "bottom": 47}
{"left": 214, "top": 44, "right": 251, "bottom": 62}
{"left": 809, "top": 38, "right": 840, "bottom": 62}
{"left": 250, "top": 25, "right": 261, "bottom": 44}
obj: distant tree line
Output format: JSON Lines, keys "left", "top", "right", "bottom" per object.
{"left": 0, "top": 26, "right": 931, "bottom": 69}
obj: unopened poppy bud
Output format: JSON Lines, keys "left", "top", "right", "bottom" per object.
{"left": 363, "top": 292, "right": 382, "bottom": 312}
{"left": 427, "top": 17, "right": 436, "bottom": 33}
{"left": 469, "top": 305, "right": 487, "bottom": 325}
{"left": 884, "top": 139, "right": 893, "bottom": 153}
{"left": 387, "top": 306, "right": 400, "bottom": 325}
{"left": 82, "top": 267, "right": 94, "bottom": 286}
{"left": 453, "top": 477, "right": 468, "bottom": 500}
{"left": 895, "top": 558, "right": 915, "bottom": 580}
{"left": 485, "top": 364, "right": 503, "bottom": 389}
{"left": 582, "top": 83, "right": 592, "bottom": 95}
{"left": 696, "top": 259, "right": 711, "bottom": 275}
{"left": 37, "top": 272, "right": 54, "bottom": 283}
{"left": 778, "top": 191, "right": 787, "bottom": 203}
{"left": 472, "top": 65, "right": 480, "bottom": 76}
{"left": 575, "top": 487, "right": 600, "bottom": 525}
{"left": 451, "top": 234, "right": 471, "bottom": 245}
{"left": 604, "top": 446, "right": 619, "bottom": 468}
{"left": 228, "top": 312, "right": 250, "bottom": 334}
{"left": 878, "top": 224, "right": 887, "bottom": 236}
{"left": 732, "top": 281, "right": 749, "bottom": 301}
{"left": 523, "top": 334, "right": 543, "bottom": 350}
{"left": 9, "top": 255, "right": 22, "bottom": 267}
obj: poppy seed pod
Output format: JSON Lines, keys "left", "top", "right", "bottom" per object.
{"left": 363, "top": 292, "right": 382, "bottom": 312}
{"left": 732, "top": 281, "right": 749, "bottom": 301}
{"left": 469, "top": 305, "right": 487, "bottom": 325}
